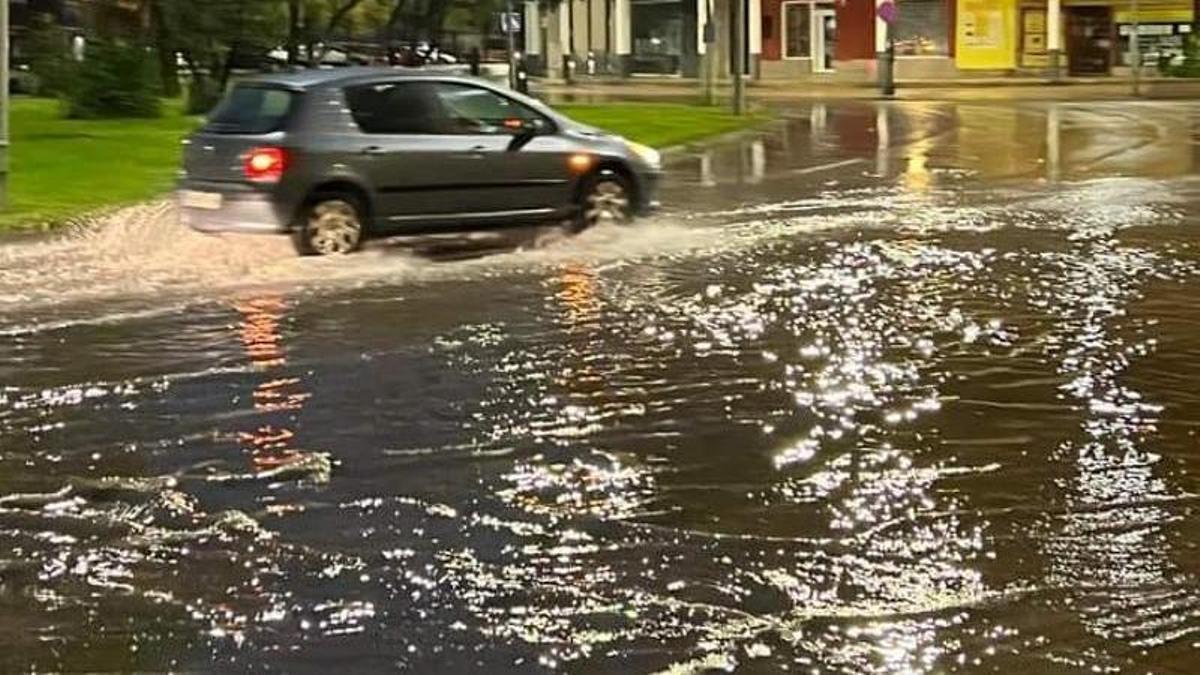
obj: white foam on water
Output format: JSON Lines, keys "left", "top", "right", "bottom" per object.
{"left": 1, "top": 175, "right": 1192, "bottom": 337}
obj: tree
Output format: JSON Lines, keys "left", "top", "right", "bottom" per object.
{"left": 66, "top": 40, "right": 162, "bottom": 118}
{"left": 287, "top": 0, "right": 304, "bottom": 63}
{"left": 151, "top": 0, "right": 288, "bottom": 111}
{"left": 309, "top": 0, "right": 369, "bottom": 64}
{"left": 146, "top": 0, "right": 180, "bottom": 97}
{"left": 24, "top": 13, "right": 73, "bottom": 96}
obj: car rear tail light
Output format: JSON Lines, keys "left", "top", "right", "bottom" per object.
{"left": 243, "top": 146, "right": 288, "bottom": 183}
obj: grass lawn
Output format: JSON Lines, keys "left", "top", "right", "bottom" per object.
{"left": 558, "top": 102, "right": 764, "bottom": 148}
{"left": 2, "top": 98, "right": 763, "bottom": 231}
{"left": 3, "top": 98, "right": 199, "bottom": 230}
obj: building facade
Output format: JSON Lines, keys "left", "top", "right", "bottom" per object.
{"left": 529, "top": 0, "right": 1196, "bottom": 81}
{"left": 524, "top": 0, "right": 706, "bottom": 77}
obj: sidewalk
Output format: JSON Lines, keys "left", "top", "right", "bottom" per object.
{"left": 533, "top": 76, "right": 1200, "bottom": 103}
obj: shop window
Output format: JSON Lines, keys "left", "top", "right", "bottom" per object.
{"left": 784, "top": 2, "right": 812, "bottom": 58}
{"left": 632, "top": 0, "right": 683, "bottom": 73}
{"left": 892, "top": 0, "right": 949, "bottom": 56}
{"left": 1119, "top": 23, "right": 1189, "bottom": 68}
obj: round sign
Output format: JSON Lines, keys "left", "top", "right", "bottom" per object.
{"left": 877, "top": 0, "right": 897, "bottom": 24}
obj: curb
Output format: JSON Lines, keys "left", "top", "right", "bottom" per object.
{"left": 659, "top": 116, "right": 783, "bottom": 158}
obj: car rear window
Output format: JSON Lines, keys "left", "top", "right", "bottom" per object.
{"left": 204, "top": 86, "right": 297, "bottom": 134}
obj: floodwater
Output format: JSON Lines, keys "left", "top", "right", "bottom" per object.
{"left": 3, "top": 101, "right": 1200, "bottom": 673}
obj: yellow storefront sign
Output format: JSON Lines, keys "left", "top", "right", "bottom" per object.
{"left": 957, "top": 0, "right": 1019, "bottom": 69}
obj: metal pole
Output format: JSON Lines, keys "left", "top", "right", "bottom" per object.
{"left": 0, "top": 0, "right": 9, "bottom": 211}
{"left": 1131, "top": 0, "right": 1141, "bottom": 96}
{"left": 702, "top": 0, "right": 716, "bottom": 105}
{"left": 732, "top": 0, "right": 746, "bottom": 115}
{"left": 506, "top": 0, "right": 518, "bottom": 89}
{"left": 881, "top": 22, "right": 895, "bottom": 97}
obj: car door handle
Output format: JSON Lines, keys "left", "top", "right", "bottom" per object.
{"left": 361, "top": 146, "right": 385, "bottom": 156}
{"left": 467, "top": 144, "right": 489, "bottom": 156}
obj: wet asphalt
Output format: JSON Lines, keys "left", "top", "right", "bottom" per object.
{"left": 2, "top": 100, "right": 1200, "bottom": 673}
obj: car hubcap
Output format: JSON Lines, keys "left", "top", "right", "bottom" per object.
{"left": 585, "top": 180, "right": 631, "bottom": 226}
{"left": 308, "top": 200, "right": 361, "bottom": 255}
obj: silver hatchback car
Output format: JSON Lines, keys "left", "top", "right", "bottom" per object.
{"left": 177, "top": 67, "right": 663, "bottom": 255}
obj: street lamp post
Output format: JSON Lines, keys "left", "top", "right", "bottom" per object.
{"left": 1131, "top": 0, "right": 1142, "bottom": 96}
{"left": 732, "top": 0, "right": 746, "bottom": 115}
{"left": 877, "top": 0, "right": 896, "bottom": 97}
{"left": 0, "top": 0, "right": 9, "bottom": 210}
{"left": 506, "top": 0, "right": 519, "bottom": 90}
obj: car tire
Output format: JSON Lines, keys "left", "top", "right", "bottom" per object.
{"left": 292, "top": 195, "right": 365, "bottom": 256}
{"left": 574, "top": 171, "right": 634, "bottom": 232}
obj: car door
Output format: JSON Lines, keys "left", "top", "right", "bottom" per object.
{"left": 427, "top": 82, "right": 575, "bottom": 219}
{"left": 342, "top": 80, "right": 491, "bottom": 226}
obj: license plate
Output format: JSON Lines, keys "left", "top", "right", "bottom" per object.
{"left": 180, "top": 190, "right": 223, "bottom": 210}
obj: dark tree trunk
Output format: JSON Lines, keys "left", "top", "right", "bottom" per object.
{"left": 385, "top": 0, "right": 410, "bottom": 52}
{"left": 287, "top": 0, "right": 302, "bottom": 64}
{"left": 148, "top": 0, "right": 180, "bottom": 97}
{"left": 219, "top": 41, "right": 238, "bottom": 93}
{"left": 428, "top": 1, "right": 450, "bottom": 45}
{"left": 312, "top": 0, "right": 368, "bottom": 64}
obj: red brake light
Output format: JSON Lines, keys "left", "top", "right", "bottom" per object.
{"left": 243, "top": 146, "right": 288, "bottom": 183}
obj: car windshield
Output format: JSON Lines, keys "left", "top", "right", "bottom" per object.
{"left": 204, "top": 86, "right": 296, "bottom": 134}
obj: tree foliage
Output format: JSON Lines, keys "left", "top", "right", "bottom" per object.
{"left": 65, "top": 40, "right": 162, "bottom": 119}
{"left": 24, "top": 13, "right": 74, "bottom": 96}
{"left": 37, "top": 0, "right": 540, "bottom": 115}
{"left": 1169, "top": 34, "right": 1200, "bottom": 78}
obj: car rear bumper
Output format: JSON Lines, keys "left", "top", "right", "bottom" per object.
{"left": 177, "top": 182, "right": 290, "bottom": 234}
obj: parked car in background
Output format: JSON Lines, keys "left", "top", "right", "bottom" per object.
{"left": 389, "top": 42, "right": 458, "bottom": 67}
{"left": 10, "top": 62, "right": 41, "bottom": 94}
{"left": 177, "top": 67, "right": 662, "bottom": 256}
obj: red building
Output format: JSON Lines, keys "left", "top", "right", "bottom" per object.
{"left": 758, "top": 0, "right": 959, "bottom": 80}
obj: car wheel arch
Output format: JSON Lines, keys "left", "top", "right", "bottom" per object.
{"left": 299, "top": 180, "right": 373, "bottom": 229}
{"left": 577, "top": 160, "right": 638, "bottom": 208}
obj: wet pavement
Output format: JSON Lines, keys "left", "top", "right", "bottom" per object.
{"left": 3, "top": 100, "right": 1200, "bottom": 673}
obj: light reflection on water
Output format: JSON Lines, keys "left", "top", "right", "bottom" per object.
{"left": 3, "top": 102, "right": 1200, "bottom": 672}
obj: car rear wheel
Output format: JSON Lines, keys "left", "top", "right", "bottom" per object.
{"left": 577, "top": 172, "right": 633, "bottom": 231}
{"left": 293, "top": 196, "right": 364, "bottom": 256}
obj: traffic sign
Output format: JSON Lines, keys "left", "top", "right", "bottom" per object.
{"left": 498, "top": 11, "right": 522, "bottom": 34}
{"left": 877, "top": 0, "right": 897, "bottom": 24}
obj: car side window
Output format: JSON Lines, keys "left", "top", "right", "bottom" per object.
{"left": 431, "top": 83, "right": 549, "bottom": 136}
{"left": 344, "top": 81, "right": 447, "bottom": 135}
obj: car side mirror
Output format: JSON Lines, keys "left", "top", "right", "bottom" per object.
{"left": 506, "top": 119, "right": 542, "bottom": 151}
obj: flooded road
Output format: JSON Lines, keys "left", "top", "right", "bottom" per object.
{"left": 3, "top": 100, "right": 1200, "bottom": 673}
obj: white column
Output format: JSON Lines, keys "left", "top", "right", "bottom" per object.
{"left": 525, "top": 1, "right": 542, "bottom": 56}
{"left": 1047, "top": 0, "right": 1062, "bottom": 53}
{"left": 749, "top": 0, "right": 762, "bottom": 55}
{"left": 559, "top": 2, "right": 572, "bottom": 55}
{"left": 875, "top": 8, "right": 888, "bottom": 54}
{"left": 615, "top": 0, "right": 632, "bottom": 54}
{"left": 697, "top": 0, "right": 709, "bottom": 55}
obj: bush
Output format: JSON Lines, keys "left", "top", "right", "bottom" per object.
{"left": 65, "top": 40, "right": 161, "bottom": 119}
{"left": 1169, "top": 34, "right": 1200, "bottom": 78}
{"left": 24, "top": 14, "right": 73, "bottom": 96}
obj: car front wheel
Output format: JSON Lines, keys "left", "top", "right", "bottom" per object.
{"left": 578, "top": 172, "right": 633, "bottom": 231}
{"left": 293, "top": 196, "right": 364, "bottom": 256}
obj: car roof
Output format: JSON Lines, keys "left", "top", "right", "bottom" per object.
{"left": 236, "top": 66, "right": 480, "bottom": 91}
